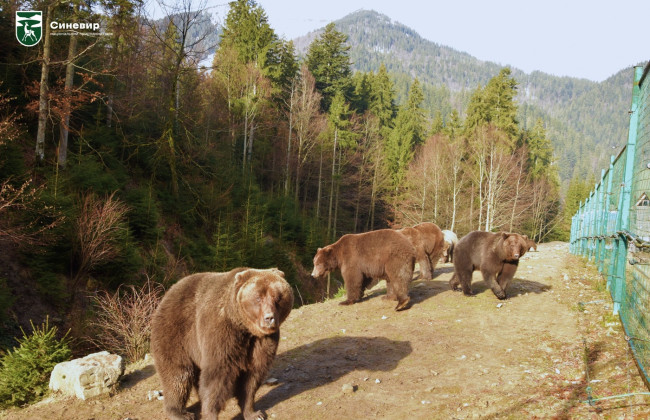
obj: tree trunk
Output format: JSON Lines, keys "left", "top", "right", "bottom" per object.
{"left": 285, "top": 83, "right": 295, "bottom": 196}
{"left": 316, "top": 147, "right": 323, "bottom": 219}
{"left": 58, "top": 31, "right": 78, "bottom": 169}
{"left": 327, "top": 127, "right": 338, "bottom": 240}
{"left": 35, "top": 4, "right": 53, "bottom": 162}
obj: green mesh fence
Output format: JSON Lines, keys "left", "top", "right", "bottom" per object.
{"left": 570, "top": 63, "right": 650, "bottom": 388}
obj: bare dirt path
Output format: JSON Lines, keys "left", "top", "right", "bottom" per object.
{"left": 3, "top": 242, "right": 650, "bottom": 419}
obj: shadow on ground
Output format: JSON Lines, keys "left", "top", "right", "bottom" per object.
{"left": 119, "top": 364, "right": 156, "bottom": 389}
{"left": 467, "top": 278, "right": 552, "bottom": 298}
{"left": 254, "top": 336, "right": 411, "bottom": 413}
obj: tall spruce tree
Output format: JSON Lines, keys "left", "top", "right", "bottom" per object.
{"left": 306, "top": 23, "right": 352, "bottom": 111}
{"left": 220, "top": 0, "right": 277, "bottom": 68}
{"left": 369, "top": 63, "right": 397, "bottom": 136}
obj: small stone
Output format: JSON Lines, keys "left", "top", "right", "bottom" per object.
{"left": 265, "top": 377, "right": 279, "bottom": 385}
{"left": 316, "top": 401, "right": 322, "bottom": 406}
{"left": 375, "top": 378, "right": 381, "bottom": 384}
{"left": 342, "top": 383, "right": 355, "bottom": 394}
{"left": 381, "top": 315, "right": 388, "bottom": 320}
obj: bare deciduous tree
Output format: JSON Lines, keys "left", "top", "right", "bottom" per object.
{"left": 73, "top": 192, "right": 128, "bottom": 290}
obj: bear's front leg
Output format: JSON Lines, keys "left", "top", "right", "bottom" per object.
{"left": 236, "top": 334, "right": 279, "bottom": 420}
{"left": 481, "top": 269, "right": 506, "bottom": 299}
{"left": 340, "top": 266, "right": 363, "bottom": 305}
{"left": 496, "top": 263, "right": 518, "bottom": 298}
{"left": 199, "top": 364, "right": 236, "bottom": 420}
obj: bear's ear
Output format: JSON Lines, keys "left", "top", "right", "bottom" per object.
{"left": 234, "top": 268, "right": 256, "bottom": 289}
{"left": 522, "top": 234, "right": 529, "bottom": 240}
{"left": 271, "top": 268, "right": 285, "bottom": 278}
{"left": 501, "top": 232, "right": 509, "bottom": 239}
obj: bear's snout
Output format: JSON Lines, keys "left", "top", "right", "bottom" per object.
{"left": 263, "top": 312, "right": 276, "bottom": 328}
{"left": 513, "top": 252, "right": 520, "bottom": 259}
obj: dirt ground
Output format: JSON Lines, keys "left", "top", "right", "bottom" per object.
{"left": 3, "top": 242, "right": 650, "bottom": 419}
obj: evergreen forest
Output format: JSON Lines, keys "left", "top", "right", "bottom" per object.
{"left": 0, "top": 0, "right": 620, "bottom": 356}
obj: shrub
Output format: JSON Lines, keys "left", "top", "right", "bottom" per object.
{"left": 0, "top": 318, "right": 71, "bottom": 407}
{"left": 87, "top": 279, "right": 164, "bottom": 362}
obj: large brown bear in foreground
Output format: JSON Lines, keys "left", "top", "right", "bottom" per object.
{"left": 413, "top": 222, "right": 446, "bottom": 279}
{"left": 311, "top": 229, "right": 416, "bottom": 310}
{"left": 150, "top": 268, "right": 294, "bottom": 420}
{"left": 449, "top": 231, "right": 529, "bottom": 299}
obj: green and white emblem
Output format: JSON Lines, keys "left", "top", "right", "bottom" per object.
{"left": 16, "top": 11, "right": 43, "bottom": 47}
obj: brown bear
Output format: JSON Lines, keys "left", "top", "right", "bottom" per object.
{"left": 449, "top": 231, "right": 529, "bottom": 299}
{"left": 525, "top": 236, "right": 538, "bottom": 251}
{"left": 413, "top": 222, "right": 446, "bottom": 279}
{"left": 397, "top": 227, "right": 431, "bottom": 280}
{"left": 311, "top": 229, "right": 416, "bottom": 310}
{"left": 441, "top": 229, "right": 458, "bottom": 263}
{"left": 150, "top": 268, "right": 294, "bottom": 420}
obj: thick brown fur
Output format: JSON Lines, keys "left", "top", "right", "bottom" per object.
{"left": 441, "top": 230, "right": 458, "bottom": 263}
{"left": 397, "top": 227, "right": 430, "bottom": 280}
{"left": 449, "top": 231, "right": 529, "bottom": 299}
{"left": 311, "top": 229, "right": 416, "bottom": 310}
{"left": 150, "top": 268, "right": 294, "bottom": 420}
{"left": 412, "top": 222, "right": 446, "bottom": 279}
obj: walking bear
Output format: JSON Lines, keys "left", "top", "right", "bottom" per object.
{"left": 311, "top": 229, "right": 416, "bottom": 310}
{"left": 413, "top": 222, "right": 446, "bottom": 279}
{"left": 449, "top": 231, "right": 529, "bottom": 299}
{"left": 150, "top": 268, "right": 294, "bottom": 420}
{"left": 398, "top": 227, "right": 431, "bottom": 280}
{"left": 441, "top": 229, "right": 459, "bottom": 263}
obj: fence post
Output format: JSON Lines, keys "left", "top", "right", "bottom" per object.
{"left": 587, "top": 190, "right": 598, "bottom": 262}
{"left": 612, "top": 65, "right": 643, "bottom": 315}
{"left": 579, "top": 200, "right": 586, "bottom": 256}
{"left": 604, "top": 155, "right": 615, "bottom": 284}
{"left": 598, "top": 169, "right": 608, "bottom": 272}
{"left": 594, "top": 170, "right": 605, "bottom": 267}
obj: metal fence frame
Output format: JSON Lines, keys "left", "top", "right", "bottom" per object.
{"left": 570, "top": 63, "right": 650, "bottom": 387}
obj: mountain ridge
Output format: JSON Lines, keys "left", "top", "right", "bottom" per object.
{"left": 293, "top": 9, "right": 636, "bottom": 182}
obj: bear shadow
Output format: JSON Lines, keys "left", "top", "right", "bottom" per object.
{"left": 249, "top": 336, "right": 412, "bottom": 415}
{"left": 470, "top": 277, "right": 552, "bottom": 297}
{"left": 119, "top": 363, "right": 156, "bottom": 389}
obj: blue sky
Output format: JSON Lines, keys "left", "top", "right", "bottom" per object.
{"left": 155, "top": 0, "right": 649, "bottom": 82}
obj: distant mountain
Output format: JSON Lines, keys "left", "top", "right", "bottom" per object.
{"left": 294, "top": 9, "right": 636, "bottom": 184}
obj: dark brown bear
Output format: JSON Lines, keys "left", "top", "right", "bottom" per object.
{"left": 150, "top": 268, "right": 294, "bottom": 420}
{"left": 413, "top": 222, "right": 446, "bottom": 279}
{"left": 449, "top": 231, "right": 529, "bottom": 299}
{"left": 397, "top": 227, "right": 430, "bottom": 280}
{"left": 311, "top": 229, "right": 416, "bottom": 310}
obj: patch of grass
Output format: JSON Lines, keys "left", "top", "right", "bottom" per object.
{"left": 332, "top": 286, "right": 347, "bottom": 299}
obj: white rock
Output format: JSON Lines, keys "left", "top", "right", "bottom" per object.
{"left": 49, "top": 351, "right": 124, "bottom": 400}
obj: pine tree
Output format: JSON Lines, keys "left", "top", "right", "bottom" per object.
{"left": 220, "top": 0, "right": 277, "bottom": 68}
{"left": 369, "top": 63, "right": 397, "bottom": 136}
{"left": 524, "top": 118, "right": 554, "bottom": 180}
{"left": 306, "top": 23, "right": 352, "bottom": 111}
